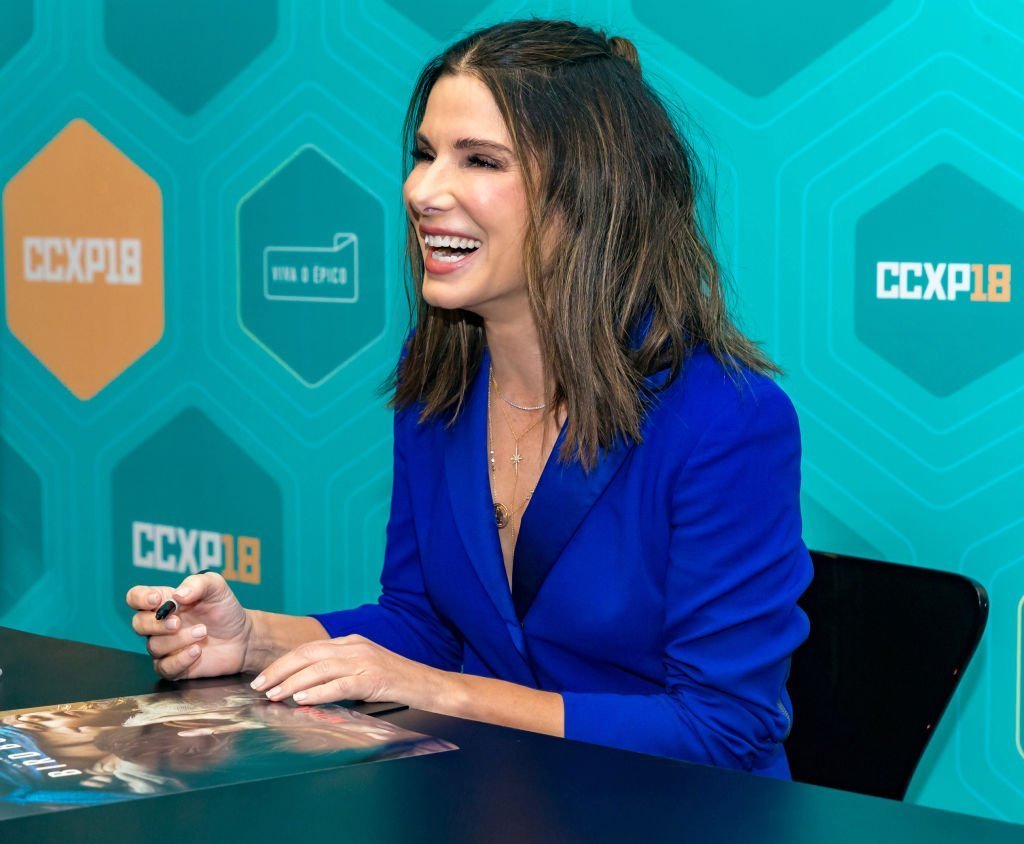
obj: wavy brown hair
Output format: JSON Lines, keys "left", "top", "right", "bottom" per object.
{"left": 390, "top": 19, "right": 778, "bottom": 469}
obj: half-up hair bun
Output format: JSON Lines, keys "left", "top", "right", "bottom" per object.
{"left": 607, "top": 36, "right": 640, "bottom": 72}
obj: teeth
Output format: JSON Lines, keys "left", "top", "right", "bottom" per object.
{"left": 423, "top": 234, "right": 481, "bottom": 249}
{"left": 432, "top": 250, "right": 468, "bottom": 262}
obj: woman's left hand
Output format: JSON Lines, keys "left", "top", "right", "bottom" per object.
{"left": 250, "top": 634, "right": 449, "bottom": 710}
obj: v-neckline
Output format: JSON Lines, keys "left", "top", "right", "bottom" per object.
{"left": 486, "top": 373, "right": 568, "bottom": 588}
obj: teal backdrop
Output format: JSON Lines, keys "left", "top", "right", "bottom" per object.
{"left": 2, "top": 0, "right": 1023, "bottom": 824}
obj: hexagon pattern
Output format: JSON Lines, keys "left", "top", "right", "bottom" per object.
{"left": 0, "top": 0, "right": 33, "bottom": 70}
{"left": 800, "top": 495, "right": 882, "bottom": 561}
{"left": 3, "top": 1, "right": 1024, "bottom": 827}
{"left": 103, "top": 0, "right": 277, "bottom": 115}
{"left": 0, "top": 440, "right": 43, "bottom": 614}
{"left": 631, "top": 0, "right": 892, "bottom": 97}
{"left": 855, "top": 164, "right": 1024, "bottom": 397}
{"left": 238, "top": 146, "right": 386, "bottom": 385}
{"left": 110, "top": 408, "right": 283, "bottom": 613}
{"left": 382, "top": 0, "right": 483, "bottom": 42}
{"left": 3, "top": 118, "right": 164, "bottom": 399}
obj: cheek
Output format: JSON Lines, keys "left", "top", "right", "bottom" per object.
{"left": 467, "top": 181, "right": 527, "bottom": 231}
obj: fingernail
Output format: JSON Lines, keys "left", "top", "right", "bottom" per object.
{"left": 188, "top": 644, "right": 200, "bottom": 657}
{"left": 251, "top": 675, "right": 265, "bottom": 690}
{"left": 147, "top": 592, "right": 160, "bottom": 606}
{"left": 164, "top": 617, "right": 179, "bottom": 631}
{"left": 267, "top": 686, "right": 281, "bottom": 698}
{"left": 190, "top": 625, "right": 207, "bottom": 639}
{"left": 293, "top": 692, "right": 307, "bottom": 702}
{"left": 176, "top": 586, "right": 192, "bottom": 599}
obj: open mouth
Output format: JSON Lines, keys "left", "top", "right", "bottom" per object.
{"left": 424, "top": 233, "right": 482, "bottom": 263}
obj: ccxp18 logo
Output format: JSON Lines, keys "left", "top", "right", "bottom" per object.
{"left": 111, "top": 409, "right": 283, "bottom": 613}
{"left": 2, "top": 119, "right": 163, "bottom": 399}
{"left": 875, "top": 261, "right": 1010, "bottom": 302}
{"left": 131, "top": 521, "right": 261, "bottom": 584}
{"left": 855, "top": 165, "right": 1024, "bottom": 396}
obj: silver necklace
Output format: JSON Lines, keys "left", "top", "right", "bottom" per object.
{"left": 489, "top": 368, "right": 548, "bottom": 412}
{"left": 487, "top": 370, "right": 541, "bottom": 535}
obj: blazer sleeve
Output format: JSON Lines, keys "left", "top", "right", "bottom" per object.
{"left": 309, "top": 408, "right": 464, "bottom": 671}
{"left": 560, "top": 377, "right": 812, "bottom": 773}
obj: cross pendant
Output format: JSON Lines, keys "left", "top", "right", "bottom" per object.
{"left": 510, "top": 446, "right": 522, "bottom": 476}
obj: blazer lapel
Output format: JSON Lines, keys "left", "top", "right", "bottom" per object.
{"left": 512, "top": 428, "right": 635, "bottom": 621}
{"left": 443, "top": 349, "right": 527, "bottom": 654}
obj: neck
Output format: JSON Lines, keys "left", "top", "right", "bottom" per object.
{"left": 484, "top": 313, "right": 547, "bottom": 408}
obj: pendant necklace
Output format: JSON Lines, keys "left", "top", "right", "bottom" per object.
{"left": 488, "top": 367, "right": 546, "bottom": 537}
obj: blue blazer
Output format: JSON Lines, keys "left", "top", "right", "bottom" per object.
{"left": 313, "top": 346, "right": 812, "bottom": 778}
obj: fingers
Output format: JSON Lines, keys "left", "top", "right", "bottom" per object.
{"left": 252, "top": 637, "right": 369, "bottom": 703}
{"left": 131, "top": 608, "right": 182, "bottom": 637}
{"left": 170, "top": 570, "right": 227, "bottom": 608}
{"left": 285, "top": 675, "right": 364, "bottom": 706}
{"left": 125, "top": 584, "right": 175, "bottom": 612}
{"left": 261, "top": 660, "right": 364, "bottom": 704}
{"left": 127, "top": 573, "right": 231, "bottom": 681}
{"left": 128, "top": 585, "right": 184, "bottom": 641}
{"left": 153, "top": 642, "right": 202, "bottom": 680}
{"left": 144, "top": 623, "right": 208, "bottom": 659}
{"left": 126, "top": 571, "right": 227, "bottom": 640}
{"left": 125, "top": 571, "right": 226, "bottom": 613}
{"left": 250, "top": 640, "right": 337, "bottom": 694}
{"left": 128, "top": 578, "right": 216, "bottom": 660}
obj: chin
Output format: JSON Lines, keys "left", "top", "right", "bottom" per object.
{"left": 421, "top": 276, "right": 476, "bottom": 313}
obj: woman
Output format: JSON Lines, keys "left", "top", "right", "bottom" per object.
{"left": 127, "top": 19, "right": 811, "bottom": 779}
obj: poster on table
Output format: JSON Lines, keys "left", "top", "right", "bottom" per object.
{"left": 0, "top": 681, "right": 455, "bottom": 819}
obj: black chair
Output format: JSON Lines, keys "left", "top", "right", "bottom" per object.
{"left": 785, "top": 550, "right": 988, "bottom": 800}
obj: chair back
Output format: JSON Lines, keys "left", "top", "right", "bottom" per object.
{"left": 786, "top": 550, "right": 988, "bottom": 800}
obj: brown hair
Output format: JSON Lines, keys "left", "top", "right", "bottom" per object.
{"left": 391, "top": 19, "right": 778, "bottom": 469}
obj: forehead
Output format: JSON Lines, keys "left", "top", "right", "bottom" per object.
{"left": 419, "top": 73, "right": 509, "bottom": 142}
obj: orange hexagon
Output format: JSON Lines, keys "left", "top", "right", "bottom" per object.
{"left": 3, "top": 118, "right": 163, "bottom": 399}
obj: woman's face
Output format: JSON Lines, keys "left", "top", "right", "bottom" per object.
{"left": 403, "top": 73, "right": 530, "bottom": 322}
{"left": 4, "top": 711, "right": 109, "bottom": 758}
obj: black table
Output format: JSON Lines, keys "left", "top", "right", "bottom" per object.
{"left": 0, "top": 627, "right": 1019, "bottom": 843}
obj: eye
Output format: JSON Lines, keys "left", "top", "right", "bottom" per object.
{"left": 468, "top": 154, "right": 500, "bottom": 169}
{"left": 411, "top": 148, "right": 434, "bottom": 163}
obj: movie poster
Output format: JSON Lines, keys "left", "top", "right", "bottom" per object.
{"left": 0, "top": 681, "right": 456, "bottom": 819}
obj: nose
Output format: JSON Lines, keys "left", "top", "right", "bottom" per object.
{"left": 405, "top": 157, "right": 456, "bottom": 217}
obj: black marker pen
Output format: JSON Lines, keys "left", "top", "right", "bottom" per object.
{"left": 153, "top": 570, "right": 216, "bottom": 620}
{"left": 154, "top": 599, "right": 178, "bottom": 621}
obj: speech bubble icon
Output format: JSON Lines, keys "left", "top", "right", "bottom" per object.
{"left": 262, "top": 232, "right": 359, "bottom": 304}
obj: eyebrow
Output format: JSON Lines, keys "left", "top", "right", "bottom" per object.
{"left": 415, "top": 132, "right": 513, "bottom": 157}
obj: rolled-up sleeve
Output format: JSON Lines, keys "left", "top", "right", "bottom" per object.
{"left": 310, "top": 409, "right": 463, "bottom": 671}
{"left": 562, "top": 378, "right": 812, "bottom": 774}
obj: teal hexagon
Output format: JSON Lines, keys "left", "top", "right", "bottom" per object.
{"left": 801, "top": 495, "right": 882, "bottom": 561}
{"left": 110, "top": 408, "right": 284, "bottom": 613}
{"left": 0, "top": 439, "right": 43, "bottom": 613}
{"left": 0, "top": 0, "right": 33, "bottom": 70}
{"left": 103, "top": 0, "right": 277, "bottom": 116}
{"left": 855, "top": 164, "right": 1024, "bottom": 397}
{"left": 632, "top": 0, "right": 892, "bottom": 98}
{"left": 382, "top": 0, "right": 481, "bottom": 42}
{"left": 238, "top": 146, "right": 386, "bottom": 386}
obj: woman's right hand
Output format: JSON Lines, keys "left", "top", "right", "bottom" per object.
{"left": 126, "top": 572, "right": 253, "bottom": 681}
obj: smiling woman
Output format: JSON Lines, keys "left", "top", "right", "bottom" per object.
{"left": 127, "top": 19, "right": 812, "bottom": 782}
{"left": 403, "top": 73, "right": 529, "bottom": 320}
